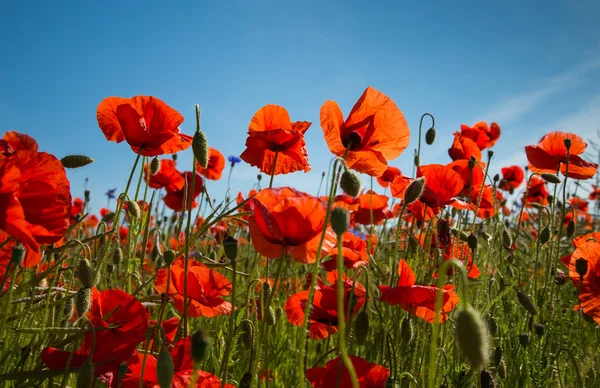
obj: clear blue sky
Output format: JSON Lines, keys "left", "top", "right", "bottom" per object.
{"left": 2, "top": 0, "right": 600, "bottom": 213}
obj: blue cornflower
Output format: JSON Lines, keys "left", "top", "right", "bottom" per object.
{"left": 105, "top": 188, "right": 117, "bottom": 200}
{"left": 228, "top": 156, "right": 241, "bottom": 165}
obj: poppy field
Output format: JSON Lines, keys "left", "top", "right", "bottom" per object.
{"left": 1, "top": 87, "right": 599, "bottom": 388}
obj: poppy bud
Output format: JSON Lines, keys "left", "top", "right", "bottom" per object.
{"left": 541, "top": 173, "right": 561, "bottom": 184}
{"left": 151, "top": 245, "right": 161, "bottom": 262}
{"left": 575, "top": 258, "right": 588, "bottom": 277}
{"left": 425, "top": 127, "right": 436, "bottom": 145}
{"left": 340, "top": 170, "right": 361, "bottom": 197}
{"left": 493, "top": 346, "right": 503, "bottom": 368}
{"left": 10, "top": 243, "right": 25, "bottom": 266}
{"left": 149, "top": 156, "right": 160, "bottom": 175}
{"left": 515, "top": 289, "right": 537, "bottom": 315}
{"left": 239, "top": 372, "right": 252, "bottom": 388}
{"left": 106, "top": 264, "right": 114, "bottom": 274}
{"left": 61, "top": 155, "right": 94, "bottom": 169}
{"left": 156, "top": 349, "right": 174, "bottom": 388}
{"left": 163, "top": 249, "right": 176, "bottom": 266}
{"left": 564, "top": 138, "right": 571, "bottom": 149}
{"left": 331, "top": 207, "right": 349, "bottom": 236}
{"left": 84, "top": 190, "right": 91, "bottom": 202}
{"left": 266, "top": 306, "right": 276, "bottom": 326}
{"left": 223, "top": 235, "right": 238, "bottom": 261}
{"left": 414, "top": 154, "right": 420, "bottom": 167}
{"left": 172, "top": 154, "right": 178, "bottom": 161}
{"left": 497, "top": 360, "right": 507, "bottom": 379}
{"left": 454, "top": 306, "right": 490, "bottom": 369}
{"left": 112, "top": 247, "right": 123, "bottom": 265}
{"left": 487, "top": 150, "right": 494, "bottom": 159}
{"left": 493, "top": 174, "right": 500, "bottom": 183}
{"left": 101, "top": 212, "right": 115, "bottom": 224}
{"left": 239, "top": 319, "right": 254, "bottom": 349}
{"left": 76, "top": 361, "right": 94, "bottom": 388}
{"left": 468, "top": 157, "right": 476, "bottom": 170}
{"left": 191, "top": 329, "right": 211, "bottom": 363}
{"left": 404, "top": 177, "right": 426, "bottom": 205}
{"left": 75, "top": 287, "right": 92, "bottom": 317}
{"left": 354, "top": 310, "right": 370, "bottom": 345}
{"left": 125, "top": 200, "right": 141, "bottom": 219}
{"left": 192, "top": 131, "right": 209, "bottom": 169}
{"left": 518, "top": 332, "right": 529, "bottom": 348}
{"left": 566, "top": 220, "right": 575, "bottom": 238}
{"left": 401, "top": 317, "right": 414, "bottom": 345}
{"left": 534, "top": 323, "right": 544, "bottom": 337}
{"left": 77, "top": 259, "right": 95, "bottom": 288}
{"left": 262, "top": 281, "right": 272, "bottom": 303}
{"left": 539, "top": 227, "right": 550, "bottom": 245}
{"left": 62, "top": 296, "right": 73, "bottom": 321}
{"left": 438, "top": 219, "right": 451, "bottom": 247}
{"left": 467, "top": 234, "right": 478, "bottom": 250}
{"left": 118, "top": 362, "right": 128, "bottom": 382}
{"left": 487, "top": 316, "right": 498, "bottom": 336}
{"left": 480, "top": 370, "right": 497, "bottom": 388}
{"left": 501, "top": 227, "right": 512, "bottom": 249}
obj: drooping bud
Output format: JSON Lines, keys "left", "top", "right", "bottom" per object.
{"left": 262, "top": 281, "right": 272, "bottom": 303}
{"left": 61, "top": 155, "right": 94, "bottom": 169}
{"left": 566, "top": 219, "right": 575, "bottom": 238}
{"left": 354, "top": 309, "right": 370, "bottom": 345}
{"left": 539, "top": 227, "right": 550, "bottom": 245}
{"left": 515, "top": 289, "right": 537, "bottom": 315}
{"left": 191, "top": 329, "right": 211, "bottom": 363}
{"left": 404, "top": 177, "right": 426, "bottom": 205}
{"left": 156, "top": 349, "right": 174, "bottom": 388}
{"left": 331, "top": 207, "right": 349, "bottom": 236}
{"left": 151, "top": 245, "right": 161, "bottom": 262}
{"left": 223, "top": 235, "right": 238, "bottom": 261}
{"left": 467, "top": 234, "right": 478, "bottom": 250}
{"left": 125, "top": 200, "right": 141, "bottom": 219}
{"left": 497, "top": 360, "right": 507, "bottom": 379}
{"left": 266, "top": 306, "right": 276, "bottom": 326}
{"left": 480, "top": 370, "right": 497, "bottom": 388}
{"left": 75, "top": 361, "right": 94, "bottom": 388}
{"left": 501, "top": 227, "right": 512, "bottom": 249}
{"left": 101, "top": 212, "right": 115, "bottom": 224}
{"left": 77, "top": 259, "right": 95, "bottom": 288}
{"left": 425, "top": 127, "right": 436, "bottom": 145}
{"left": 163, "top": 249, "right": 176, "bottom": 266}
{"left": 340, "top": 170, "right": 361, "bottom": 197}
{"left": 575, "top": 258, "right": 588, "bottom": 277}
{"left": 454, "top": 306, "right": 490, "bottom": 369}
{"left": 150, "top": 157, "right": 160, "bottom": 175}
{"left": 534, "top": 323, "right": 544, "bottom": 337}
{"left": 493, "top": 174, "right": 500, "bottom": 183}
{"left": 493, "top": 346, "right": 503, "bottom": 368}
{"left": 75, "top": 287, "right": 92, "bottom": 317}
{"left": 518, "top": 332, "right": 529, "bottom": 348}
{"left": 401, "top": 317, "right": 414, "bottom": 345}
{"left": 487, "top": 316, "right": 498, "bottom": 336}
{"left": 541, "top": 173, "right": 561, "bottom": 184}
{"left": 239, "top": 319, "right": 254, "bottom": 349}
{"left": 112, "top": 247, "right": 123, "bottom": 265}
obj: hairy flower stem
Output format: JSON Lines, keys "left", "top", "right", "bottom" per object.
{"left": 220, "top": 256, "right": 236, "bottom": 386}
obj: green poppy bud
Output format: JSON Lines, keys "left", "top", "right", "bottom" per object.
{"left": 425, "top": 127, "right": 436, "bottom": 145}
{"left": 191, "top": 329, "right": 211, "bottom": 363}
{"left": 77, "top": 259, "right": 95, "bottom": 288}
{"left": 223, "top": 235, "right": 238, "bottom": 261}
{"left": 354, "top": 310, "right": 370, "bottom": 345}
{"left": 163, "top": 249, "right": 176, "bottom": 266}
{"left": 61, "top": 155, "right": 94, "bottom": 169}
{"left": 404, "top": 177, "right": 426, "bottom": 205}
{"left": 331, "top": 207, "right": 349, "bottom": 236}
{"left": 75, "top": 361, "right": 94, "bottom": 388}
{"left": 340, "top": 170, "right": 361, "bottom": 198}
{"left": 156, "top": 349, "right": 174, "bottom": 388}
{"left": 515, "top": 289, "right": 537, "bottom": 315}
{"left": 454, "top": 306, "right": 490, "bottom": 369}
{"left": 150, "top": 157, "right": 160, "bottom": 175}
{"left": 75, "top": 287, "right": 92, "bottom": 318}
{"left": 192, "top": 130, "right": 209, "bottom": 169}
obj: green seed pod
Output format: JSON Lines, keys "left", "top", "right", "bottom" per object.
{"left": 75, "top": 361, "right": 94, "bottom": 388}
{"left": 163, "top": 249, "right": 176, "bottom": 266}
{"left": 266, "top": 306, "right": 276, "bottom": 326}
{"left": 454, "top": 306, "right": 490, "bottom": 369}
{"left": 518, "top": 332, "right": 529, "bottom": 348}
{"left": 404, "top": 177, "right": 426, "bottom": 205}
{"left": 493, "top": 174, "right": 500, "bottom": 183}
{"left": 493, "top": 346, "right": 503, "bottom": 368}
{"left": 262, "top": 282, "right": 272, "bottom": 303}
{"left": 125, "top": 200, "right": 141, "bottom": 219}
{"left": 354, "top": 309, "right": 370, "bottom": 345}
{"left": 564, "top": 138, "right": 572, "bottom": 149}
{"left": 239, "top": 319, "right": 254, "bottom": 349}
{"left": 487, "top": 316, "right": 498, "bottom": 336}
{"left": 515, "top": 289, "right": 537, "bottom": 315}
{"left": 77, "top": 259, "right": 95, "bottom": 288}
{"left": 112, "top": 247, "right": 123, "bottom": 265}
{"left": 192, "top": 130, "right": 209, "bottom": 169}
{"left": 541, "top": 173, "right": 561, "bottom": 184}
{"left": 75, "top": 287, "right": 92, "bottom": 317}
{"left": 414, "top": 154, "right": 420, "bottom": 167}
{"left": 501, "top": 227, "right": 512, "bottom": 249}
{"left": 534, "top": 323, "right": 544, "bottom": 337}
{"left": 118, "top": 362, "right": 128, "bottom": 382}
{"left": 191, "top": 329, "right": 211, "bottom": 363}
{"left": 63, "top": 296, "right": 73, "bottom": 319}
{"left": 223, "top": 235, "right": 238, "bottom": 261}
{"left": 480, "top": 370, "right": 497, "bottom": 388}
{"left": 156, "top": 349, "right": 174, "bottom": 388}
{"left": 61, "top": 155, "right": 94, "bottom": 169}
{"left": 401, "top": 317, "right": 414, "bottom": 345}
{"left": 539, "top": 226, "right": 551, "bottom": 245}
{"left": 425, "top": 127, "right": 436, "bottom": 145}
{"left": 10, "top": 243, "right": 26, "bottom": 266}
{"left": 575, "top": 258, "right": 588, "bottom": 277}
{"left": 467, "top": 234, "right": 478, "bottom": 250}
{"left": 340, "top": 170, "right": 361, "bottom": 198}
{"left": 239, "top": 372, "right": 252, "bottom": 388}
{"left": 150, "top": 157, "right": 160, "bottom": 175}
{"left": 331, "top": 207, "right": 349, "bottom": 236}
{"left": 497, "top": 360, "right": 507, "bottom": 379}
{"left": 566, "top": 219, "right": 575, "bottom": 238}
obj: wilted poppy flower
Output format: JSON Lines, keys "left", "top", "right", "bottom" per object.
{"left": 524, "top": 176, "right": 549, "bottom": 206}
{"left": 459, "top": 122, "right": 501, "bottom": 150}
{"left": 0, "top": 148, "right": 71, "bottom": 267}
{"left": 379, "top": 259, "right": 459, "bottom": 322}
{"left": 248, "top": 187, "right": 336, "bottom": 263}
{"left": 240, "top": 105, "right": 311, "bottom": 175}
{"left": 321, "top": 232, "right": 368, "bottom": 271}
{"left": 376, "top": 166, "right": 402, "bottom": 188}
{"left": 163, "top": 172, "right": 203, "bottom": 211}
{"left": 155, "top": 256, "right": 232, "bottom": 317}
{"left": 351, "top": 191, "right": 394, "bottom": 225}
{"left": 448, "top": 132, "right": 482, "bottom": 161}
{"left": 144, "top": 159, "right": 185, "bottom": 192}
{"left": 565, "top": 240, "right": 600, "bottom": 324}
{"left": 197, "top": 147, "right": 225, "bottom": 180}
{"left": 321, "top": 86, "right": 410, "bottom": 176}
{"left": 97, "top": 95, "right": 192, "bottom": 157}
{"left": 525, "top": 131, "right": 598, "bottom": 180}
{"left": 306, "top": 355, "right": 390, "bottom": 388}
{"left": 499, "top": 165, "right": 525, "bottom": 191}
{"left": 285, "top": 271, "right": 366, "bottom": 339}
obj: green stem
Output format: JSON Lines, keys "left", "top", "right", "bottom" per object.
{"left": 269, "top": 150, "right": 279, "bottom": 189}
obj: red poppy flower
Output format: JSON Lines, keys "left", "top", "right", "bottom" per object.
{"left": 450, "top": 184, "right": 498, "bottom": 219}
{"left": 569, "top": 197, "right": 589, "bottom": 214}
{"left": 448, "top": 132, "right": 482, "bottom": 161}
{"left": 417, "top": 164, "right": 464, "bottom": 209}
{"left": 163, "top": 172, "right": 203, "bottom": 212}
{"left": 379, "top": 259, "right": 459, "bottom": 323}
{"left": 525, "top": 131, "right": 598, "bottom": 180}
{"left": 321, "top": 86, "right": 410, "bottom": 176}
{"left": 322, "top": 232, "right": 369, "bottom": 271}
{"left": 351, "top": 191, "right": 394, "bottom": 225}
{"left": 155, "top": 256, "right": 232, "bottom": 317}
{"left": 565, "top": 240, "right": 600, "bottom": 324}
{"left": 306, "top": 355, "right": 390, "bottom": 388}
{"left": 0, "top": 149, "right": 71, "bottom": 267}
{"left": 248, "top": 187, "right": 336, "bottom": 263}
{"left": 589, "top": 185, "right": 600, "bottom": 201}
{"left": 42, "top": 289, "right": 149, "bottom": 382}
{"left": 459, "top": 122, "right": 501, "bottom": 150}
{"left": 1, "top": 131, "right": 38, "bottom": 153}
{"left": 197, "top": 147, "right": 225, "bottom": 180}
{"left": 285, "top": 271, "right": 366, "bottom": 339}
{"left": 376, "top": 166, "right": 402, "bottom": 188}
{"left": 70, "top": 197, "right": 84, "bottom": 224}
{"left": 144, "top": 159, "right": 185, "bottom": 192}
{"left": 442, "top": 242, "right": 480, "bottom": 279}
{"left": 97, "top": 96, "right": 192, "bottom": 157}
{"left": 447, "top": 160, "right": 485, "bottom": 196}
{"left": 240, "top": 105, "right": 311, "bottom": 175}
{"left": 332, "top": 193, "right": 361, "bottom": 211}
{"left": 560, "top": 231, "right": 600, "bottom": 267}
{"left": 524, "top": 176, "right": 549, "bottom": 206}
{"left": 499, "top": 165, "right": 525, "bottom": 191}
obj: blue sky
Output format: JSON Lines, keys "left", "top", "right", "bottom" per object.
{"left": 2, "top": 0, "right": 600, "bottom": 213}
